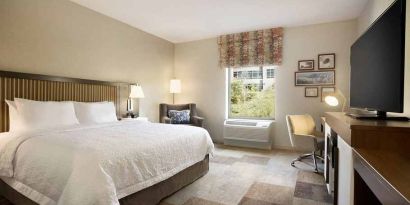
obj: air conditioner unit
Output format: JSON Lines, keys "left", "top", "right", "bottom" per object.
{"left": 223, "top": 119, "right": 273, "bottom": 150}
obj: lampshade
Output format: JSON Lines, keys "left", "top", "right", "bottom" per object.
{"left": 324, "top": 89, "right": 347, "bottom": 112}
{"left": 325, "top": 96, "right": 339, "bottom": 106}
{"left": 170, "top": 79, "right": 181, "bottom": 94}
{"left": 129, "top": 84, "right": 144, "bottom": 98}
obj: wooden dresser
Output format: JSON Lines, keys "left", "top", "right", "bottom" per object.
{"left": 324, "top": 112, "right": 410, "bottom": 205}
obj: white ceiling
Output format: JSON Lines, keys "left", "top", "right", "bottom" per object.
{"left": 70, "top": 0, "right": 368, "bottom": 43}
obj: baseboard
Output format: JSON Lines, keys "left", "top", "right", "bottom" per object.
{"left": 218, "top": 140, "right": 309, "bottom": 152}
{"left": 224, "top": 139, "right": 272, "bottom": 150}
{"left": 271, "top": 144, "right": 293, "bottom": 151}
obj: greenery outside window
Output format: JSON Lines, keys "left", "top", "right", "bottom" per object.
{"left": 228, "top": 66, "right": 276, "bottom": 119}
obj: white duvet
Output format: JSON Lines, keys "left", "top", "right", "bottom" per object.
{"left": 0, "top": 121, "right": 214, "bottom": 205}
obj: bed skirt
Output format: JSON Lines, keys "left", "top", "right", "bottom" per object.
{"left": 0, "top": 155, "right": 210, "bottom": 205}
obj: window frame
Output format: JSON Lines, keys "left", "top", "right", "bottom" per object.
{"left": 227, "top": 66, "right": 275, "bottom": 120}
{"left": 267, "top": 69, "right": 275, "bottom": 78}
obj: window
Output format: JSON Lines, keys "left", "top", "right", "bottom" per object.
{"left": 228, "top": 66, "right": 276, "bottom": 119}
{"left": 267, "top": 69, "right": 275, "bottom": 78}
{"left": 233, "top": 70, "right": 263, "bottom": 79}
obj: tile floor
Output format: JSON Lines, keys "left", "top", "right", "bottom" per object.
{"left": 160, "top": 144, "right": 332, "bottom": 205}
{"left": 0, "top": 145, "right": 332, "bottom": 205}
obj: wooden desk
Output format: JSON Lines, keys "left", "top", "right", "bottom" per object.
{"left": 324, "top": 112, "right": 410, "bottom": 205}
{"left": 325, "top": 112, "right": 410, "bottom": 147}
{"left": 354, "top": 149, "right": 410, "bottom": 205}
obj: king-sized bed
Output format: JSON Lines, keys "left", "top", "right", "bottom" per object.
{"left": 0, "top": 71, "right": 214, "bottom": 205}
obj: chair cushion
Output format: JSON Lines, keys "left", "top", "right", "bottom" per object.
{"left": 168, "top": 110, "right": 190, "bottom": 124}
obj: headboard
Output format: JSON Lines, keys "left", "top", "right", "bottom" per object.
{"left": 0, "top": 70, "right": 120, "bottom": 132}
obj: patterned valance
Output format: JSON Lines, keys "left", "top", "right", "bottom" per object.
{"left": 217, "top": 28, "right": 283, "bottom": 68}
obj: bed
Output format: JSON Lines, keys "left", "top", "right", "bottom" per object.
{"left": 0, "top": 71, "right": 214, "bottom": 205}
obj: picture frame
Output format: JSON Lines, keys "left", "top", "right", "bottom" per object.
{"left": 298, "top": 60, "right": 314, "bottom": 70}
{"left": 321, "top": 87, "right": 336, "bottom": 102}
{"left": 305, "top": 87, "right": 319, "bottom": 97}
{"left": 295, "top": 71, "right": 335, "bottom": 86}
{"left": 318, "top": 53, "right": 335, "bottom": 69}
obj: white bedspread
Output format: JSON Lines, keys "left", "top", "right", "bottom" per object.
{"left": 0, "top": 121, "right": 214, "bottom": 205}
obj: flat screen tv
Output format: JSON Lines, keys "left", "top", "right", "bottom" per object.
{"left": 350, "top": 0, "right": 406, "bottom": 119}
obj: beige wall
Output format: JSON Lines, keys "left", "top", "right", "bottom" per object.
{"left": 275, "top": 20, "right": 357, "bottom": 149}
{"left": 357, "top": 0, "right": 410, "bottom": 116}
{"left": 0, "top": 0, "right": 174, "bottom": 121}
{"left": 175, "top": 20, "right": 357, "bottom": 148}
{"left": 174, "top": 39, "right": 226, "bottom": 142}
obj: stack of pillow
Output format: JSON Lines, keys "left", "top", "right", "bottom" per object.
{"left": 6, "top": 98, "right": 118, "bottom": 132}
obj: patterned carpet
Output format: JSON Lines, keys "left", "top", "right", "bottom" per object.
{"left": 160, "top": 145, "right": 332, "bottom": 205}
{"left": 0, "top": 145, "right": 332, "bottom": 205}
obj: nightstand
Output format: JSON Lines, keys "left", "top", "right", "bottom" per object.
{"left": 121, "top": 117, "right": 149, "bottom": 122}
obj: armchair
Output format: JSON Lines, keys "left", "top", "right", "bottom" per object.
{"left": 159, "top": 103, "right": 204, "bottom": 127}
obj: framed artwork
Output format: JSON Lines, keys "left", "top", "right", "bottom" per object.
{"left": 305, "top": 87, "right": 318, "bottom": 97}
{"left": 298, "top": 60, "right": 314, "bottom": 70}
{"left": 318, "top": 53, "right": 335, "bottom": 69}
{"left": 321, "top": 87, "right": 335, "bottom": 102}
{"left": 295, "top": 71, "right": 335, "bottom": 86}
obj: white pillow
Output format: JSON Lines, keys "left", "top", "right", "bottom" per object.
{"left": 74, "top": 101, "right": 118, "bottom": 124}
{"left": 5, "top": 100, "right": 22, "bottom": 132}
{"left": 14, "top": 98, "right": 79, "bottom": 131}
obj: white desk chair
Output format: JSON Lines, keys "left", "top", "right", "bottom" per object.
{"left": 286, "top": 114, "right": 324, "bottom": 172}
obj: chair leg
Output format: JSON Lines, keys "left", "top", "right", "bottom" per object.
{"left": 292, "top": 151, "right": 322, "bottom": 173}
{"left": 299, "top": 153, "right": 313, "bottom": 159}
{"left": 312, "top": 151, "right": 319, "bottom": 173}
{"left": 291, "top": 153, "right": 312, "bottom": 167}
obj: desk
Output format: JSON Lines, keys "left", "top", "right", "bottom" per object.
{"left": 325, "top": 112, "right": 410, "bottom": 205}
{"left": 353, "top": 149, "right": 409, "bottom": 205}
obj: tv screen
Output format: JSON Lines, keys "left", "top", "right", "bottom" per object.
{"left": 350, "top": 0, "right": 406, "bottom": 113}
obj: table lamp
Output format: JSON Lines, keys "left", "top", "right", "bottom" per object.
{"left": 324, "top": 89, "right": 347, "bottom": 112}
{"left": 127, "top": 84, "right": 144, "bottom": 117}
{"left": 170, "top": 79, "right": 181, "bottom": 104}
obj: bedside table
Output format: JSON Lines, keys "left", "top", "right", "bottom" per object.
{"left": 121, "top": 117, "right": 149, "bottom": 122}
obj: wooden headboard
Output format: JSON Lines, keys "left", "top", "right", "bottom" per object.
{"left": 0, "top": 70, "right": 120, "bottom": 132}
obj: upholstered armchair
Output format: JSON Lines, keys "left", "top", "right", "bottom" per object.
{"left": 159, "top": 103, "right": 204, "bottom": 127}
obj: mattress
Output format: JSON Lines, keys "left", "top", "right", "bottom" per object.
{"left": 0, "top": 121, "right": 214, "bottom": 205}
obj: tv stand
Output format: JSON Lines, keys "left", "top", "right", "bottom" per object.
{"left": 324, "top": 112, "right": 410, "bottom": 204}
{"left": 346, "top": 111, "right": 409, "bottom": 121}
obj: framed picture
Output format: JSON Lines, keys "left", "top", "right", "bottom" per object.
{"left": 318, "top": 53, "right": 335, "bottom": 69}
{"left": 305, "top": 87, "right": 318, "bottom": 97}
{"left": 321, "top": 87, "right": 335, "bottom": 102}
{"left": 298, "top": 60, "right": 314, "bottom": 70}
{"left": 295, "top": 71, "right": 335, "bottom": 86}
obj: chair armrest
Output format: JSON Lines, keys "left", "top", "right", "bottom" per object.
{"left": 191, "top": 116, "right": 204, "bottom": 127}
{"left": 161, "top": 116, "right": 171, "bottom": 124}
